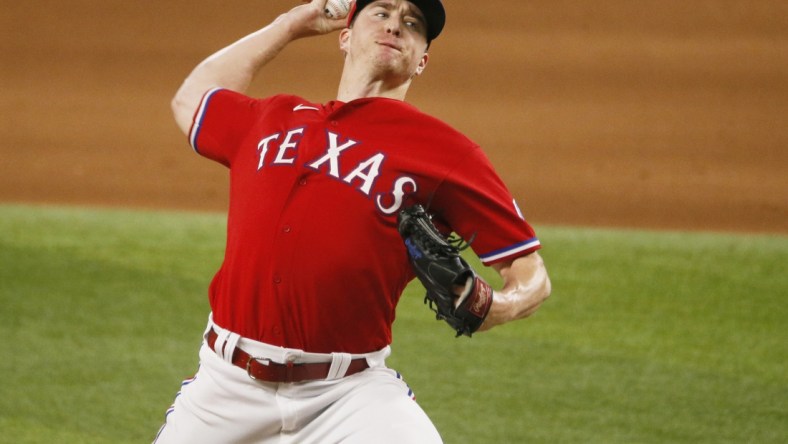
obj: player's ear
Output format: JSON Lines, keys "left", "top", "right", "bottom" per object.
{"left": 414, "top": 52, "right": 429, "bottom": 77}
{"left": 339, "top": 28, "right": 351, "bottom": 54}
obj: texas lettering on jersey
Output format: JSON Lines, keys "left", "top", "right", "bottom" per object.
{"left": 188, "top": 89, "right": 541, "bottom": 352}
{"left": 255, "top": 127, "right": 416, "bottom": 215}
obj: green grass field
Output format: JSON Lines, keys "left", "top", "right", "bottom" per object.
{"left": 0, "top": 204, "right": 785, "bottom": 443}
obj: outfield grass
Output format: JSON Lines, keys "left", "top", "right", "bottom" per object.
{"left": 0, "top": 204, "right": 785, "bottom": 443}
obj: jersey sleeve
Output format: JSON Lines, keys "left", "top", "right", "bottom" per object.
{"left": 435, "top": 146, "right": 541, "bottom": 266}
{"left": 187, "top": 88, "right": 263, "bottom": 167}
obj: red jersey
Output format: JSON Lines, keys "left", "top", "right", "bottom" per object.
{"left": 189, "top": 88, "right": 541, "bottom": 353}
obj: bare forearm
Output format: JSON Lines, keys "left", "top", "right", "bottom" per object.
{"left": 170, "top": 15, "right": 298, "bottom": 134}
{"left": 189, "top": 17, "right": 293, "bottom": 92}
{"left": 171, "top": 1, "right": 344, "bottom": 134}
{"left": 479, "top": 252, "right": 551, "bottom": 331}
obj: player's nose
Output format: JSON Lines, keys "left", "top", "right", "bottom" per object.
{"left": 385, "top": 17, "right": 402, "bottom": 36}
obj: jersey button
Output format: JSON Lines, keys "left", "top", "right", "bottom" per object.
{"left": 273, "top": 275, "right": 282, "bottom": 284}
{"left": 282, "top": 225, "right": 291, "bottom": 233}
{"left": 330, "top": 120, "right": 338, "bottom": 126}
{"left": 298, "top": 177, "right": 307, "bottom": 186}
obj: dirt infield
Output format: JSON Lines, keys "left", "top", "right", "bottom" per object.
{"left": 2, "top": 0, "right": 786, "bottom": 234}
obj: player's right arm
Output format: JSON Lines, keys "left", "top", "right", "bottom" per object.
{"left": 171, "top": 0, "right": 345, "bottom": 135}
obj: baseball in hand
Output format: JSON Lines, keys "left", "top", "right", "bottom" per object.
{"left": 324, "top": 0, "right": 351, "bottom": 19}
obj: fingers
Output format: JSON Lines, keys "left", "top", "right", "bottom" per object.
{"left": 290, "top": 0, "right": 347, "bottom": 37}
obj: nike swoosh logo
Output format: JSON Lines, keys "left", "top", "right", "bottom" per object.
{"left": 293, "top": 104, "right": 320, "bottom": 112}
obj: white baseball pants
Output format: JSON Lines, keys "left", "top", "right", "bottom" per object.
{"left": 153, "top": 321, "right": 442, "bottom": 443}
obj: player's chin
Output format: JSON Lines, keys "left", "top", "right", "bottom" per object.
{"left": 372, "top": 49, "right": 405, "bottom": 66}
{"left": 371, "top": 58, "right": 410, "bottom": 78}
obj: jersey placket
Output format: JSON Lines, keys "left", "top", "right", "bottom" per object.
{"left": 265, "top": 109, "right": 331, "bottom": 342}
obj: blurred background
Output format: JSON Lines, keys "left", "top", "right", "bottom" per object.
{"left": 2, "top": 0, "right": 786, "bottom": 233}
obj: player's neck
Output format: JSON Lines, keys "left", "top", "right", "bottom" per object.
{"left": 336, "top": 67, "right": 412, "bottom": 102}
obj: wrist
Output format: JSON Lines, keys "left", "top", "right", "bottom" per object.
{"left": 478, "top": 290, "right": 511, "bottom": 331}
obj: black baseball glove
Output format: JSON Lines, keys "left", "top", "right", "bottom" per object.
{"left": 397, "top": 204, "right": 493, "bottom": 337}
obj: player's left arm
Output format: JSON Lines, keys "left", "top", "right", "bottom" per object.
{"left": 477, "top": 251, "right": 551, "bottom": 332}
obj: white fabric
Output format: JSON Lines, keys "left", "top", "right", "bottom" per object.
{"left": 153, "top": 336, "right": 442, "bottom": 444}
{"left": 212, "top": 328, "right": 230, "bottom": 358}
{"left": 326, "top": 352, "right": 353, "bottom": 380}
{"left": 222, "top": 331, "right": 241, "bottom": 364}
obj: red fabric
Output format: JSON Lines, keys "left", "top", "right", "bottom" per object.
{"left": 188, "top": 89, "right": 540, "bottom": 353}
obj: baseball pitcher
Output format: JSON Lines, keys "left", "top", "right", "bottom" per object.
{"left": 154, "top": 1, "right": 551, "bottom": 442}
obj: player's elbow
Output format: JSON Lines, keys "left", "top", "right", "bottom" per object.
{"left": 517, "top": 253, "right": 551, "bottom": 316}
{"left": 538, "top": 271, "right": 552, "bottom": 304}
{"left": 171, "top": 86, "right": 196, "bottom": 136}
{"left": 532, "top": 254, "right": 552, "bottom": 304}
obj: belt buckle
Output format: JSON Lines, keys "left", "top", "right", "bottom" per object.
{"left": 246, "top": 356, "right": 270, "bottom": 381}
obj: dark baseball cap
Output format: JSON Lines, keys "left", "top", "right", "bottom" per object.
{"left": 347, "top": 0, "right": 446, "bottom": 42}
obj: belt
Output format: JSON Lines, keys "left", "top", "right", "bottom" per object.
{"left": 206, "top": 329, "right": 369, "bottom": 383}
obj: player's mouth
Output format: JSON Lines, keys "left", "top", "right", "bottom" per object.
{"left": 376, "top": 40, "right": 402, "bottom": 52}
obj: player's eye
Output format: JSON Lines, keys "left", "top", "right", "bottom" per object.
{"left": 403, "top": 16, "right": 424, "bottom": 31}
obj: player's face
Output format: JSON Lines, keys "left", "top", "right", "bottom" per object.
{"left": 341, "top": 0, "right": 430, "bottom": 82}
